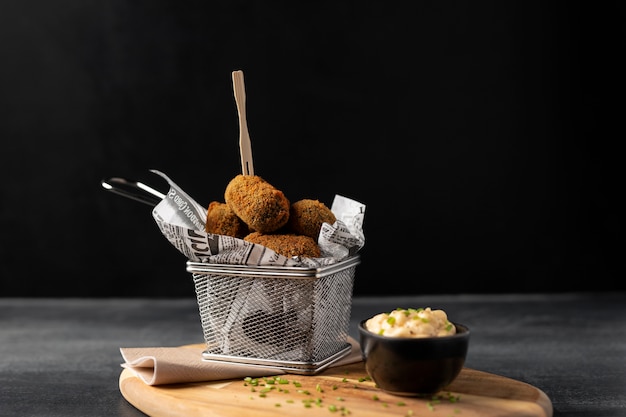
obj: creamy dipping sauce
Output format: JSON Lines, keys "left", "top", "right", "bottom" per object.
{"left": 365, "top": 307, "right": 456, "bottom": 338}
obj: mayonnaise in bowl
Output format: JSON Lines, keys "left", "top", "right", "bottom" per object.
{"left": 365, "top": 307, "right": 456, "bottom": 338}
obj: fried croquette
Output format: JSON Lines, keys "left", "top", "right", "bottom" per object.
{"left": 286, "top": 199, "right": 336, "bottom": 240}
{"left": 224, "top": 174, "right": 290, "bottom": 233}
{"left": 244, "top": 232, "right": 321, "bottom": 258}
{"left": 205, "top": 201, "right": 248, "bottom": 238}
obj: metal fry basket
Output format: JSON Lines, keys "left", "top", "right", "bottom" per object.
{"left": 186, "top": 255, "right": 360, "bottom": 375}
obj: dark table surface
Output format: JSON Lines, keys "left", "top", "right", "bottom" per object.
{"left": 1, "top": 292, "right": 625, "bottom": 417}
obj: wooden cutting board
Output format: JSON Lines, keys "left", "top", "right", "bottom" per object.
{"left": 119, "top": 345, "right": 552, "bottom": 417}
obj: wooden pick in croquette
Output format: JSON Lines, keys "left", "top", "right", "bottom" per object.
{"left": 224, "top": 174, "right": 290, "bottom": 233}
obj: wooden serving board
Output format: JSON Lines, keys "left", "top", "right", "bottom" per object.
{"left": 119, "top": 345, "right": 552, "bottom": 417}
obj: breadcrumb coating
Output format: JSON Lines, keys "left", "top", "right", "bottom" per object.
{"left": 224, "top": 174, "right": 290, "bottom": 233}
{"left": 244, "top": 232, "right": 321, "bottom": 258}
{"left": 286, "top": 199, "right": 336, "bottom": 240}
{"left": 205, "top": 201, "right": 248, "bottom": 238}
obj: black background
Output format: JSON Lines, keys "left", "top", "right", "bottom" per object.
{"left": 0, "top": 2, "right": 622, "bottom": 297}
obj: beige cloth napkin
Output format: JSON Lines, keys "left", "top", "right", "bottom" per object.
{"left": 120, "top": 337, "right": 363, "bottom": 386}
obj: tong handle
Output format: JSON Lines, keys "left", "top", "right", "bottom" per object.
{"left": 101, "top": 177, "right": 165, "bottom": 206}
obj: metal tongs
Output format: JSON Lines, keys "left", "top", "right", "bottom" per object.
{"left": 103, "top": 71, "right": 252, "bottom": 207}
{"left": 101, "top": 177, "right": 166, "bottom": 206}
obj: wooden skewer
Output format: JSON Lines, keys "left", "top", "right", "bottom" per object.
{"left": 232, "top": 70, "right": 254, "bottom": 176}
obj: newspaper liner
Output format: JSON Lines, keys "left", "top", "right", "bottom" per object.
{"left": 149, "top": 170, "right": 366, "bottom": 359}
{"left": 150, "top": 169, "right": 365, "bottom": 267}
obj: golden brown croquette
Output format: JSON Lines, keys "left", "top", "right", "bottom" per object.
{"left": 224, "top": 174, "right": 290, "bottom": 233}
{"left": 286, "top": 199, "right": 336, "bottom": 240}
{"left": 244, "top": 232, "right": 321, "bottom": 258}
{"left": 205, "top": 201, "right": 249, "bottom": 238}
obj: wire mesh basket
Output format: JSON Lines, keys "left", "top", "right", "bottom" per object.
{"left": 186, "top": 255, "right": 360, "bottom": 374}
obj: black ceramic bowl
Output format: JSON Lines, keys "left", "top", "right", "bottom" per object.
{"left": 358, "top": 320, "right": 470, "bottom": 396}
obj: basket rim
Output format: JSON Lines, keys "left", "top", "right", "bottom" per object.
{"left": 186, "top": 254, "right": 360, "bottom": 279}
